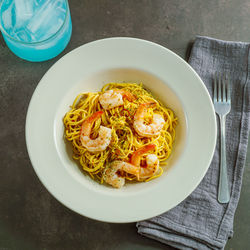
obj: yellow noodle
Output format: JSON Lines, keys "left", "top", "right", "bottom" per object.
{"left": 63, "top": 83, "right": 177, "bottom": 184}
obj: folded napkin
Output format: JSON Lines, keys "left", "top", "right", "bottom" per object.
{"left": 137, "top": 36, "right": 250, "bottom": 250}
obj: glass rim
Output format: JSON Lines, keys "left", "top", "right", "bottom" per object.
{"left": 0, "top": 0, "right": 70, "bottom": 45}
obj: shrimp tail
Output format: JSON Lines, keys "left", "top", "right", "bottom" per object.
{"left": 121, "top": 90, "right": 136, "bottom": 102}
{"left": 146, "top": 101, "right": 157, "bottom": 108}
{"left": 81, "top": 111, "right": 103, "bottom": 135}
{"left": 85, "top": 111, "right": 103, "bottom": 123}
{"left": 142, "top": 102, "right": 156, "bottom": 109}
{"left": 131, "top": 144, "right": 156, "bottom": 166}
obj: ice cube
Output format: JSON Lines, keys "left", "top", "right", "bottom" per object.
{"left": 26, "top": 0, "right": 54, "bottom": 34}
{"left": 13, "top": 28, "right": 33, "bottom": 42}
{"left": 45, "top": 18, "right": 63, "bottom": 38}
{"left": 26, "top": 0, "right": 66, "bottom": 41}
{"left": 1, "top": 7, "right": 12, "bottom": 31}
{"left": 13, "top": 0, "right": 34, "bottom": 28}
{"left": 1, "top": 1, "right": 14, "bottom": 31}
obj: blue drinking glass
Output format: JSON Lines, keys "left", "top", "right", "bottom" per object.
{"left": 0, "top": 0, "right": 72, "bottom": 62}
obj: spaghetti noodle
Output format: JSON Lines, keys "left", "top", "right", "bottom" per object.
{"left": 63, "top": 83, "right": 177, "bottom": 186}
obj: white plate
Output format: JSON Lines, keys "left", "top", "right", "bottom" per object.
{"left": 25, "top": 37, "right": 216, "bottom": 223}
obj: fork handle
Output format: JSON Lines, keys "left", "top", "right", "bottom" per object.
{"left": 218, "top": 115, "right": 230, "bottom": 203}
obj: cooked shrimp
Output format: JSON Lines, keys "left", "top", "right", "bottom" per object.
{"left": 103, "top": 161, "right": 139, "bottom": 188}
{"left": 133, "top": 102, "right": 165, "bottom": 137}
{"left": 104, "top": 144, "right": 159, "bottom": 187}
{"left": 131, "top": 144, "right": 159, "bottom": 180}
{"left": 80, "top": 111, "right": 112, "bottom": 152}
{"left": 99, "top": 89, "right": 136, "bottom": 110}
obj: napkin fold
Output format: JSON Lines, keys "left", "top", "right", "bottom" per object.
{"left": 137, "top": 36, "right": 250, "bottom": 250}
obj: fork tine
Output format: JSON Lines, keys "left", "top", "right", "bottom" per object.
{"left": 214, "top": 76, "right": 217, "bottom": 102}
{"left": 218, "top": 73, "right": 221, "bottom": 102}
{"left": 227, "top": 75, "right": 231, "bottom": 103}
{"left": 222, "top": 74, "right": 226, "bottom": 102}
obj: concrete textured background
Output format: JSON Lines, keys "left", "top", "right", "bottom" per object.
{"left": 0, "top": 0, "right": 249, "bottom": 249}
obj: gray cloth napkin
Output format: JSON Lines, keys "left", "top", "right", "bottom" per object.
{"left": 137, "top": 36, "right": 250, "bottom": 250}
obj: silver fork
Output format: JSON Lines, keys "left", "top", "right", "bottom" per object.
{"left": 213, "top": 74, "right": 231, "bottom": 203}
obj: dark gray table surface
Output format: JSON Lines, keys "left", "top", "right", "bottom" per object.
{"left": 0, "top": 1, "right": 249, "bottom": 249}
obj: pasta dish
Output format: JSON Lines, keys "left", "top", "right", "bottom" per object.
{"left": 63, "top": 83, "right": 177, "bottom": 188}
